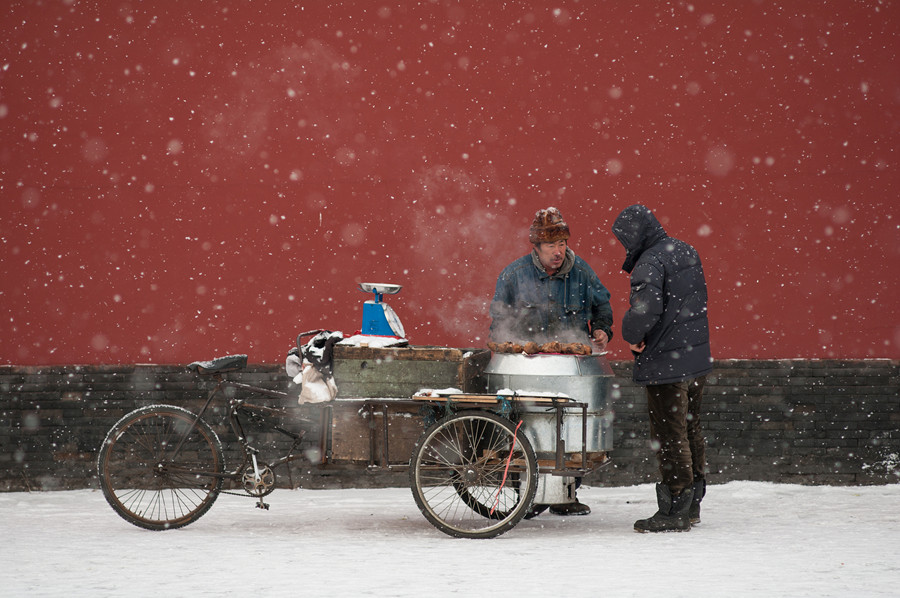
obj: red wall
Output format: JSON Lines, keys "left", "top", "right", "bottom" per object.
{"left": 2, "top": 1, "right": 898, "bottom": 365}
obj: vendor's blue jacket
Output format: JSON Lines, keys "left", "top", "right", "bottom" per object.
{"left": 489, "top": 248, "right": 613, "bottom": 344}
{"left": 612, "top": 204, "right": 712, "bottom": 385}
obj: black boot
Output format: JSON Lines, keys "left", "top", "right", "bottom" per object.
{"left": 634, "top": 484, "right": 693, "bottom": 533}
{"left": 549, "top": 480, "right": 591, "bottom": 516}
{"left": 524, "top": 503, "right": 549, "bottom": 519}
{"left": 549, "top": 498, "right": 591, "bottom": 516}
{"left": 689, "top": 478, "right": 706, "bottom": 525}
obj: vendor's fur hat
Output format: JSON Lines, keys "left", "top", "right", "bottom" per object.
{"left": 529, "top": 207, "right": 570, "bottom": 244}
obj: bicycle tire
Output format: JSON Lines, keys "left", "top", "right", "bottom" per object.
{"left": 409, "top": 410, "right": 537, "bottom": 539}
{"left": 97, "top": 404, "right": 225, "bottom": 531}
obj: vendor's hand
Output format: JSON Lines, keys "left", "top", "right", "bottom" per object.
{"left": 629, "top": 341, "right": 646, "bottom": 354}
{"left": 592, "top": 330, "right": 609, "bottom": 351}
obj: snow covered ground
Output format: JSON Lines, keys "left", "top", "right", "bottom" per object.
{"left": 3, "top": 482, "right": 899, "bottom": 597}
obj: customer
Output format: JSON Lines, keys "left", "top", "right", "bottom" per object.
{"left": 611, "top": 204, "right": 712, "bottom": 532}
{"left": 490, "top": 207, "right": 613, "bottom": 515}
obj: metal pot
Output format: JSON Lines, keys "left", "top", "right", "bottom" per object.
{"left": 483, "top": 352, "right": 615, "bottom": 454}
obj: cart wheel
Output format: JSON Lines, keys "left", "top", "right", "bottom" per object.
{"left": 97, "top": 405, "right": 225, "bottom": 531}
{"left": 409, "top": 410, "right": 537, "bottom": 539}
{"left": 453, "top": 481, "right": 508, "bottom": 520}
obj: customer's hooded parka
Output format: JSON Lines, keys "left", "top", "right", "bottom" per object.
{"left": 612, "top": 205, "right": 712, "bottom": 384}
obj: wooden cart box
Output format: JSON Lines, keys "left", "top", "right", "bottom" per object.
{"left": 328, "top": 399, "right": 427, "bottom": 465}
{"left": 332, "top": 345, "right": 490, "bottom": 398}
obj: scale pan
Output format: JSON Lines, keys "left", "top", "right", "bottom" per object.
{"left": 358, "top": 282, "right": 402, "bottom": 294}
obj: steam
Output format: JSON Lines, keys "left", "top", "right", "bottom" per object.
{"left": 404, "top": 165, "right": 523, "bottom": 344}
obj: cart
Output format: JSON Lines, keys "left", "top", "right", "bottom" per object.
{"left": 98, "top": 287, "right": 615, "bottom": 538}
{"left": 97, "top": 346, "right": 614, "bottom": 539}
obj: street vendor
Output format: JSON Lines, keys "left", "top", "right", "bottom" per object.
{"left": 490, "top": 207, "right": 613, "bottom": 349}
{"left": 488, "top": 206, "right": 614, "bottom": 516}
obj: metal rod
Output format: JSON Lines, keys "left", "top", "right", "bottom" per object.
{"left": 582, "top": 402, "right": 588, "bottom": 469}
{"left": 169, "top": 375, "right": 225, "bottom": 458}
{"left": 224, "top": 380, "right": 292, "bottom": 400}
{"left": 322, "top": 404, "right": 333, "bottom": 464}
{"left": 381, "top": 402, "right": 390, "bottom": 467}
{"left": 555, "top": 403, "right": 564, "bottom": 471}
{"left": 367, "top": 403, "right": 377, "bottom": 468}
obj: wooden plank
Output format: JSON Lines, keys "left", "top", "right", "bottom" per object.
{"left": 537, "top": 453, "right": 609, "bottom": 470}
{"left": 331, "top": 346, "right": 491, "bottom": 399}
{"left": 336, "top": 361, "right": 462, "bottom": 384}
{"left": 410, "top": 393, "right": 572, "bottom": 404}
{"left": 333, "top": 345, "right": 471, "bottom": 361}
{"left": 410, "top": 394, "right": 498, "bottom": 404}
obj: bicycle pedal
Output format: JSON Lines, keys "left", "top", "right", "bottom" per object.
{"left": 256, "top": 501, "right": 270, "bottom": 510}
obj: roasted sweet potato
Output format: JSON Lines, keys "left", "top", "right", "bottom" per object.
{"left": 539, "top": 341, "right": 562, "bottom": 354}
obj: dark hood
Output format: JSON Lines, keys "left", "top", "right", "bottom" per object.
{"left": 611, "top": 204, "right": 668, "bottom": 273}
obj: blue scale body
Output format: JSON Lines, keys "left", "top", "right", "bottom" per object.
{"left": 361, "top": 301, "right": 396, "bottom": 336}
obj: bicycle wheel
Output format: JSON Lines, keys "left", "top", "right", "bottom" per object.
{"left": 409, "top": 410, "right": 537, "bottom": 539}
{"left": 97, "top": 404, "right": 225, "bottom": 531}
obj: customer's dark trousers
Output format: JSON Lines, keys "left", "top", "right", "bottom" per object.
{"left": 645, "top": 376, "right": 707, "bottom": 493}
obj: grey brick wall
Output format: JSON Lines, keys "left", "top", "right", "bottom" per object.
{"left": 1, "top": 359, "right": 897, "bottom": 492}
{"left": 592, "top": 360, "right": 900, "bottom": 487}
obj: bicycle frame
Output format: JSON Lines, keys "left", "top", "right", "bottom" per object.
{"left": 166, "top": 373, "right": 316, "bottom": 490}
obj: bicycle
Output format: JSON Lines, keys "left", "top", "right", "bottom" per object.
{"left": 96, "top": 341, "right": 333, "bottom": 531}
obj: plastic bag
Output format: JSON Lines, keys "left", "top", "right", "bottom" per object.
{"left": 297, "top": 362, "right": 338, "bottom": 404}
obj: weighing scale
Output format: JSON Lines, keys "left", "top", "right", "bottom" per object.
{"left": 358, "top": 282, "right": 405, "bottom": 337}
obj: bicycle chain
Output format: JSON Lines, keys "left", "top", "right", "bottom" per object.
{"left": 221, "top": 488, "right": 259, "bottom": 498}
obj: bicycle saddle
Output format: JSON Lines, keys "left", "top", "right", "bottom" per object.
{"left": 187, "top": 354, "right": 248, "bottom": 374}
